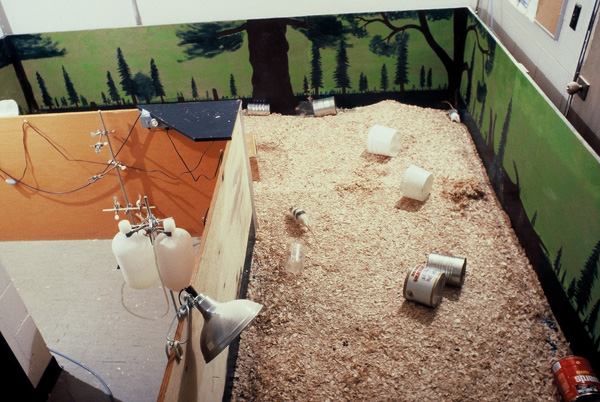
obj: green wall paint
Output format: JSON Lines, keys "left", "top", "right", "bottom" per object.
{"left": 461, "top": 13, "right": 600, "bottom": 348}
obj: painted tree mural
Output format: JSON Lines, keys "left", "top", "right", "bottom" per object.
{"left": 6, "top": 34, "right": 67, "bottom": 112}
{"left": 175, "top": 16, "right": 345, "bottom": 114}
{"left": 133, "top": 72, "right": 154, "bottom": 103}
{"left": 355, "top": 9, "right": 491, "bottom": 104}
{"left": 369, "top": 30, "right": 410, "bottom": 93}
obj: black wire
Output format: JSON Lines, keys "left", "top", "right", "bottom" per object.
{"left": 165, "top": 129, "right": 223, "bottom": 182}
{"left": 24, "top": 120, "right": 108, "bottom": 167}
{"left": 112, "top": 113, "right": 140, "bottom": 158}
{"left": 126, "top": 147, "right": 223, "bottom": 181}
{"left": 0, "top": 120, "right": 115, "bottom": 192}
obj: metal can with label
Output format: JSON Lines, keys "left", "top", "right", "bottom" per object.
{"left": 403, "top": 264, "right": 446, "bottom": 308}
{"left": 552, "top": 356, "right": 600, "bottom": 402}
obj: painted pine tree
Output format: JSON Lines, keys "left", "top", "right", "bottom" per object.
{"left": 333, "top": 36, "right": 351, "bottom": 95}
{"left": 553, "top": 247, "right": 563, "bottom": 276}
{"left": 230, "top": 74, "right": 238, "bottom": 97}
{"left": 575, "top": 240, "right": 600, "bottom": 315}
{"left": 106, "top": 71, "right": 121, "bottom": 105}
{"left": 488, "top": 97, "right": 512, "bottom": 205}
{"left": 35, "top": 71, "right": 53, "bottom": 109}
{"left": 62, "top": 66, "right": 79, "bottom": 107}
{"left": 380, "top": 64, "right": 389, "bottom": 92}
{"left": 310, "top": 43, "right": 323, "bottom": 97}
{"left": 116, "top": 47, "right": 137, "bottom": 105}
{"left": 191, "top": 77, "right": 198, "bottom": 100}
{"left": 358, "top": 72, "right": 368, "bottom": 93}
{"left": 149, "top": 59, "right": 166, "bottom": 103}
{"left": 394, "top": 33, "right": 410, "bottom": 93}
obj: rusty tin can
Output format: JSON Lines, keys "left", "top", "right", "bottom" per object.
{"left": 552, "top": 356, "right": 600, "bottom": 401}
{"left": 403, "top": 264, "right": 446, "bottom": 308}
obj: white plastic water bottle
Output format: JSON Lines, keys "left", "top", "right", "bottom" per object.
{"left": 154, "top": 218, "right": 196, "bottom": 292}
{"left": 111, "top": 220, "right": 159, "bottom": 290}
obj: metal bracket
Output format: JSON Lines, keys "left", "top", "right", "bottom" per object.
{"left": 577, "top": 75, "right": 590, "bottom": 101}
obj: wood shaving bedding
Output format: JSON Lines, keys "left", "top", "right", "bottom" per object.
{"left": 231, "top": 100, "right": 569, "bottom": 402}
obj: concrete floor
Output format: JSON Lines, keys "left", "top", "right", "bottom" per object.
{"left": 0, "top": 239, "right": 197, "bottom": 402}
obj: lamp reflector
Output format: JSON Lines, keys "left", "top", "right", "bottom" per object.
{"left": 186, "top": 286, "right": 262, "bottom": 363}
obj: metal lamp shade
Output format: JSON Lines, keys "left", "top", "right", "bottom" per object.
{"left": 196, "top": 295, "right": 263, "bottom": 363}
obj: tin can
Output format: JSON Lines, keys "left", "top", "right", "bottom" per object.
{"left": 312, "top": 97, "right": 337, "bottom": 117}
{"left": 552, "top": 356, "right": 600, "bottom": 401}
{"left": 426, "top": 253, "right": 467, "bottom": 287}
{"left": 403, "top": 264, "right": 446, "bottom": 308}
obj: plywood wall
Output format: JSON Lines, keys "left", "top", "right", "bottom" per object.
{"left": 0, "top": 109, "right": 224, "bottom": 240}
{"left": 157, "top": 107, "right": 256, "bottom": 402}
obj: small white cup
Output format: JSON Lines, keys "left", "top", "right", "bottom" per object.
{"left": 400, "top": 165, "right": 434, "bottom": 201}
{"left": 366, "top": 125, "right": 402, "bottom": 157}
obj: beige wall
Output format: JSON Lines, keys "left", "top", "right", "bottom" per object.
{"left": 476, "top": 0, "right": 600, "bottom": 152}
{"left": 0, "top": 259, "right": 53, "bottom": 388}
{"left": 568, "top": 18, "right": 600, "bottom": 150}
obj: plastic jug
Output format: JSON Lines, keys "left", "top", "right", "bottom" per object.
{"left": 154, "top": 218, "right": 196, "bottom": 292}
{"left": 111, "top": 220, "right": 159, "bottom": 290}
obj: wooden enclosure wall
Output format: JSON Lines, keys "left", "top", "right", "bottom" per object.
{"left": 157, "top": 106, "right": 256, "bottom": 402}
{"left": 0, "top": 109, "right": 224, "bottom": 240}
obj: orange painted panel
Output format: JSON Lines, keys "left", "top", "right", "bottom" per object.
{"left": 0, "top": 109, "right": 224, "bottom": 240}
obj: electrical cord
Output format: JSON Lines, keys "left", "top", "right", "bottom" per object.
{"left": 48, "top": 348, "right": 115, "bottom": 402}
{"left": 111, "top": 114, "right": 140, "bottom": 159}
{"left": 1, "top": 114, "right": 222, "bottom": 193}
{"left": 0, "top": 120, "right": 114, "bottom": 193}
{"left": 164, "top": 129, "right": 224, "bottom": 182}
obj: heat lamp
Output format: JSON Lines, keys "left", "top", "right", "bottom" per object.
{"left": 183, "top": 285, "right": 263, "bottom": 363}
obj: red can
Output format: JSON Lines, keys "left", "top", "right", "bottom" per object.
{"left": 552, "top": 356, "right": 600, "bottom": 401}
